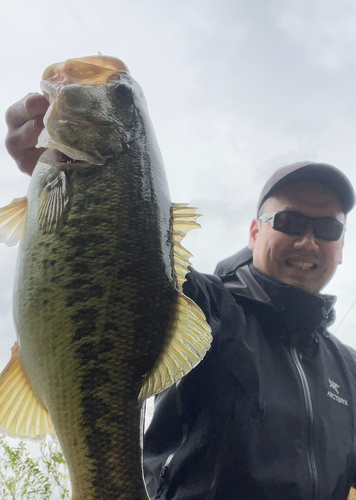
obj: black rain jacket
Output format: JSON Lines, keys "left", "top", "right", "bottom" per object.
{"left": 143, "top": 248, "right": 356, "bottom": 500}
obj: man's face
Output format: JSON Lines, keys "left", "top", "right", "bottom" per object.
{"left": 249, "top": 180, "right": 346, "bottom": 294}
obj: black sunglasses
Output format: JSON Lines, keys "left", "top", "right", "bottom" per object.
{"left": 258, "top": 211, "right": 345, "bottom": 241}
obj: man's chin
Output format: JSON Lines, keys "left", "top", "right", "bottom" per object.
{"left": 254, "top": 262, "right": 328, "bottom": 294}
{"left": 277, "top": 262, "right": 321, "bottom": 294}
{"left": 279, "top": 273, "right": 323, "bottom": 295}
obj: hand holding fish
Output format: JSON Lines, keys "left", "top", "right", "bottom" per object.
{"left": 5, "top": 92, "right": 49, "bottom": 175}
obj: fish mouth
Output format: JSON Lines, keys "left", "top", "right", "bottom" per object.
{"left": 41, "top": 148, "right": 103, "bottom": 168}
{"left": 53, "top": 148, "right": 107, "bottom": 166}
{"left": 55, "top": 151, "right": 86, "bottom": 164}
{"left": 37, "top": 125, "right": 108, "bottom": 166}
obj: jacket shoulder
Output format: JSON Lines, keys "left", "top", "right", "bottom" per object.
{"left": 214, "top": 246, "right": 253, "bottom": 278}
{"left": 183, "top": 267, "right": 236, "bottom": 331}
{"left": 327, "top": 333, "right": 356, "bottom": 376}
{"left": 183, "top": 267, "right": 225, "bottom": 302}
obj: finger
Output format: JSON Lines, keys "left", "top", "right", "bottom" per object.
{"left": 16, "top": 147, "right": 46, "bottom": 176}
{"left": 5, "top": 93, "right": 49, "bottom": 129}
{"left": 5, "top": 115, "right": 45, "bottom": 157}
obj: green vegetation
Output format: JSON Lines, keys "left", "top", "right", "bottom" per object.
{"left": 0, "top": 436, "right": 70, "bottom": 499}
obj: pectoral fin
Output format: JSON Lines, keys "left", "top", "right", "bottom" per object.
{"left": 139, "top": 293, "right": 212, "bottom": 403}
{"left": 0, "top": 343, "right": 55, "bottom": 441}
{"left": 38, "top": 170, "right": 70, "bottom": 232}
{"left": 0, "top": 197, "right": 28, "bottom": 246}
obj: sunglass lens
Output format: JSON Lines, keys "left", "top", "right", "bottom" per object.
{"left": 314, "top": 218, "right": 344, "bottom": 241}
{"left": 274, "top": 212, "right": 306, "bottom": 236}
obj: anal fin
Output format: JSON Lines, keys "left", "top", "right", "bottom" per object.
{"left": 0, "top": 343, "right": 55, "bottom": 441}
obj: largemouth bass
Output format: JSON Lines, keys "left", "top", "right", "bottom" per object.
{"left": 0, "top": 56, "right": 212, "bottom": 500}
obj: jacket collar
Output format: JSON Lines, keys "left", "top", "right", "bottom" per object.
{"left": 219, "top": 259, "right": 336, "bottom": 341}
{"left": 249, "top": 265, "right": 336, "bottom": 337}
{"left": 214, "top": 246, "right": 253, "bottom": 278}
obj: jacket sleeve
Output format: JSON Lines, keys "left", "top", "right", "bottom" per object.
{"left": 143, "top": 267, "right": 229, "bottom": 497}
{"left": 182, "top": 267, "right": 228, "bottom": 338}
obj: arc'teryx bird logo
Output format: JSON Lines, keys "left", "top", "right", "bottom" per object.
{"left": 327, "top": 379, "right": 348, "bottom": 406}
{"left": 329, "top": 379, "right": 340, "bottom": 394}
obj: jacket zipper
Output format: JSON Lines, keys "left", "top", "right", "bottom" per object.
{"left": 290, "top": 344, "right": 319, "bottom": 499}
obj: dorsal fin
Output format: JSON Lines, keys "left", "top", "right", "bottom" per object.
{"left": 172, "top": 203, "right": 201, "bottom": 291}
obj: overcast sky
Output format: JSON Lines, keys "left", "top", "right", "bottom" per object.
{"left": 1, "top": 0, "right": 356, "bottom": 396}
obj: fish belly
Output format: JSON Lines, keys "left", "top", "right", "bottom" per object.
{"left": 13, "top": 156, "right": 176, "bottom": 499}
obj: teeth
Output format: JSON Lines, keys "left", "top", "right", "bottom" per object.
{"left": 286, "top": 260, "right": 316, "bottom": 270}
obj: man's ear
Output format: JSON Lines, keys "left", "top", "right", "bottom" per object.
{"left": 249, "top": 219, "right": 259, "bottom": 251}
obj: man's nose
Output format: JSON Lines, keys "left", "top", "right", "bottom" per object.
{"left": 293, "top": 226, "right": 319, "bottom": 250}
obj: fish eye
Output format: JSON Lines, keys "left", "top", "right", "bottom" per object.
{"left": 114, "top": 84, "right": 134, "bottom": 103}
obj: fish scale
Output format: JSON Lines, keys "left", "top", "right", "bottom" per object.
{"left": 0, "top": 56, "right": 212, "bottom": 500}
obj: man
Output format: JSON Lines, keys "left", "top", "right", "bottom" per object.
{"left": 143, "top": 164, "right": 356, "bottom": 500}
{"left": 5, "top": 94, "right": 356, "bottom": 499}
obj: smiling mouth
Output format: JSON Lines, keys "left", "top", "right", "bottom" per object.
{"left": 286, "top": 260, "right": 317, "bottom": 271}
